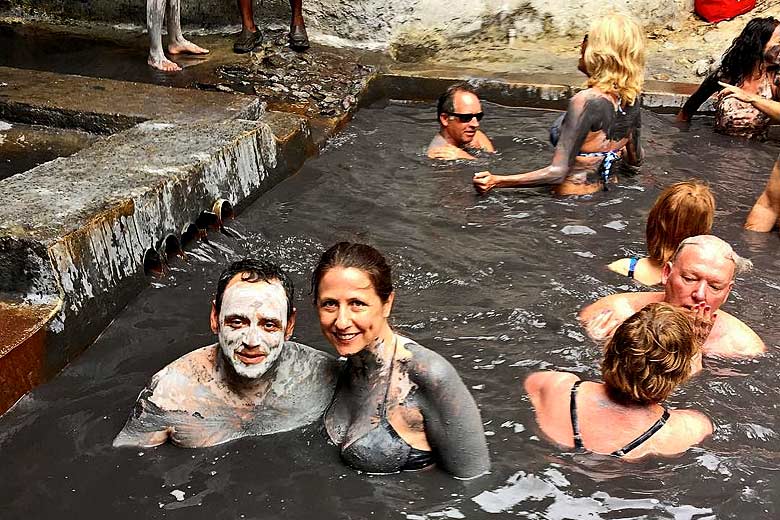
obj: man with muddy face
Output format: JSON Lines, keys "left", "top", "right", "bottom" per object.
{"left": 114, "top": 259, "right": 338, "bottom": 448}
{"left": 579, "top": 235, "right": 765, "bottom": 359}
{"left": 427, "top": 83, "right": 495, "bottom": 160}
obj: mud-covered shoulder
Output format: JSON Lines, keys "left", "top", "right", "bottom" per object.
{"left": 281, "top": 341, "right": 341, "bottom": 383}
{"left": 397, "top": 336, "right": 460, "bottom": 388}
{"left": 147, "top": 344, "right": 219, "bottom": 394}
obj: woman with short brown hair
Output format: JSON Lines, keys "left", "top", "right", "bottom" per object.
{"left": 525, "top": 303, "right": 713, "bottom": 459}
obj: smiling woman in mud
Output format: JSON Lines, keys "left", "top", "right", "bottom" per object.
{"left": 473, "top": 13, "right": 645, "bottom": 196}
{"left": 312, "top": 242, "right": 490, "bottom": 478}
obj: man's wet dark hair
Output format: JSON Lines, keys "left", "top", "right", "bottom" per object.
{"left": 436, "top": 82, "right": 479, "bottom": 119}
{"left": 311, "top": 242, "right": 393, "bottom": 304}
{"left": 214, "top": 258, "right": 294, "bottom": 319}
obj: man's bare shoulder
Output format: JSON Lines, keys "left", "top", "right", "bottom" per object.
{"left": 277, "top": 341, "right": 339, "bottom": 383}
{"left": 580, "top": 291, "right": 662, "bottom": 321}
{"left": 150, "top": 344, "right": 218, "bottom": 386}
{"left": 706, "top": 310, "right": 766, "bottom": 357}
{"left": 472, "top": 130, "right": 495, "bottom": 152}
{"left": 144, "top": 344, "right": 220, "bottom": 408}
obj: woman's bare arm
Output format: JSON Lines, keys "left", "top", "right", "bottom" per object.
{"left": 677, "top": 73, "right": 722, "bottom": 122}
{"left": 719, "top": 81, "right": 780, "bottom": 121}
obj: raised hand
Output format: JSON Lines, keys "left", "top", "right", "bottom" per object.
{"left": 473, "top": 171, "right": 496, "bottom": 194}
{"left": 688, "top": 301, "right": 715, "bottom": 349}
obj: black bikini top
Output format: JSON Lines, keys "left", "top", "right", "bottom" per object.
{"left": 326, "top": 337, "right": 434, "bottom": 474}
{"left": 570, "top": 380, "right": 670, "bottom": 457}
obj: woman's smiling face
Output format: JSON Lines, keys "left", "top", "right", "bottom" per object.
{"left": 316, "top": 266, "right": 393, "bottom": 357}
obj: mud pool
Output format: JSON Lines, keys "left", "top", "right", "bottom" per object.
{"left": 0, "top": 101, "right": 777, "bottom": 519}
{"left": 0, "top": 120, "right": 100, "bottom": 180}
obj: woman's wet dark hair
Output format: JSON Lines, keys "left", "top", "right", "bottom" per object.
{"left": 719, "top": 17, "right": 780, "bottom": 87}
{"left": 311, "top": 242, "right": 393, "bottom": 303}
{"left": 436, "top": 82, "right": 478, "bottom": 119}
{"left": 214, "top": 258, "right": 295, "bottom": 319}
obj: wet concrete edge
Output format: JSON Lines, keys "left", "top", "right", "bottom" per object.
{"left": 0, "top": 63, "right": 706, "bottom": 415}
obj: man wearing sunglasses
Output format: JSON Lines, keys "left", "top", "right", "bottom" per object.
{"left": 428, "top": 83, "right": 495, "bottom": 160}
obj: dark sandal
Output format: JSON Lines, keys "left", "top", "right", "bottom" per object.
{"left": 233, "top": 29, "right": 263, "bottom": 54}
{"left": 289, "top": 25, "right": 309, "bottom": 51}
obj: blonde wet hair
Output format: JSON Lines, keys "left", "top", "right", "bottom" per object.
{"left": 602, "top": 303, "right": 698, "bottom": 405}
{"left": 646, "top": 181, "right": 716, "bottom": 265}
{"left": 584, "top": 13, "right": 646, "bottom": 106}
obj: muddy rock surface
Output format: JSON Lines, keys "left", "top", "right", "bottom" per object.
{"left": 212, "top": 30, "right": 375, "bottom": 119}
{"left": 432, "top": 2, "right": 780, "bottom": 83}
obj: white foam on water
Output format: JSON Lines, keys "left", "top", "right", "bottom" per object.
{"left": 560, "top": 225, "right": 596, "bottom": 235}
{"left": 603, "top": 220, "right": 627, "bottom": 231}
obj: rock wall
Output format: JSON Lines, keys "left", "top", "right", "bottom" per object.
{"left": 5, "top": 0, "right": 694, "bottom": 48}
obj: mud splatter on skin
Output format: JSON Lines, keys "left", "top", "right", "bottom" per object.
{"left": 113, "top": 279, "right": 338, "bottom": 448}
{"left": 216, "top": 280, "right": 289, "bottom": 380}
{"left": 551, "top": 91, "right": 643, "bottom": 182}
{"left": 764, "top": 45, "right": 780, "bottom": 67}
{"left": 323, "top": 335, "right": 490, "bottom": 478}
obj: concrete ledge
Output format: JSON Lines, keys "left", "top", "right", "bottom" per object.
{"left": 0, "top": 66, "right": 263, "bottom": 132}
{"left": 0, "top": 71, "right": 314, "bottom": 413}
{"left": 371, "top": 66, "right": 709, "bottom": 114}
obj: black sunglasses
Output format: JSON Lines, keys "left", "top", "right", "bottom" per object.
{"left": 448, "top": 112, "right": 484, "bottom": 123}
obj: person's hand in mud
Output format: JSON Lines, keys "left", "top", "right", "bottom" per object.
{"left": 718, "top": 81, "right": 759, "bottom": 104}
{"left": 686, "top": 302, "right": 716, "bottom": 375}
{"left": 473, "top": 171, "right": 497, "bottom": 194}
{"left": 583, "top": 308, "right": 621, "bottom": 343}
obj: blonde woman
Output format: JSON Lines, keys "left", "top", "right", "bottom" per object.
{"left": 474, "top": 13, "right": 645, "bottom": 196}
{"left": 525, "top": 303, "right": 713, "bottom": 459}
{"left": 608, "top": 181, "right": 716, "bottom": 286}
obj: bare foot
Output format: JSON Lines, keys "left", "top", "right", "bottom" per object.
{"left": 168, "top": 39, "right": 210, "bottom": 56}
{"left": 148, "top": 53, "right": 182, "bottom": 72}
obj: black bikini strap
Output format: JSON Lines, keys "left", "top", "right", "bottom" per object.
{"left": 611, "top": 405, "right": 670, "bottom": 458}
{"left": 569, "top": 380, "right": 584, "bottom": 450}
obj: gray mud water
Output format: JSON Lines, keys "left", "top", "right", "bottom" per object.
{"left": 0, "top": 119, "right": 100, "bottom": 179}
{"left": 0, "top": 101, "right": 778, "bottom": 519}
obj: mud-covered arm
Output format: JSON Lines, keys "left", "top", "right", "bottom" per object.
{"left": 678, "top": 72, "right": 722, "bottom": 121}
{"left": 113, "top": 386, "right": 173, "bottom": 448}
{"left": 473, "top": 95, "right": 606, "bottom": 192}
{"left": 623, "top": 109, "right": 643, "bottom": 167}
{"left": 412, "top": 352, "right": 490, "bottom": 478}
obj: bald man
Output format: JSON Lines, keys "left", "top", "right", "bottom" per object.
{"left": 580, "top": 235, "right": 765, "bottom": 358}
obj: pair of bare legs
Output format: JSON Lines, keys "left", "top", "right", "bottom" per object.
{"left": 745, "top": 156, "right": 780, "bottom": 232}
{"left": 147, "top": 0, "right": 209, "bottom": 72}
{"left": 236, "top": 0, "right": 308, "bottom": 51}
